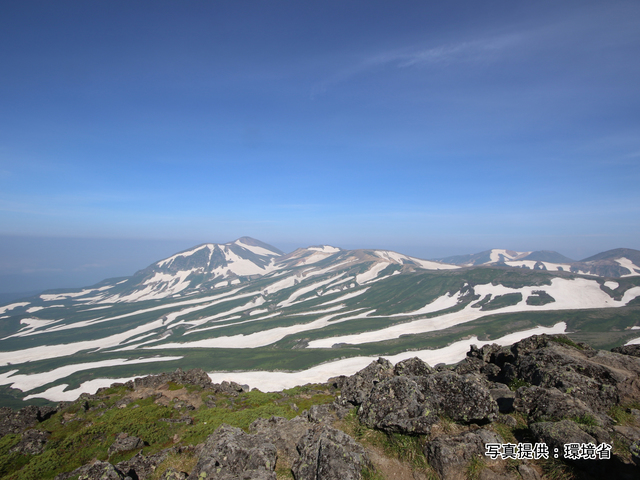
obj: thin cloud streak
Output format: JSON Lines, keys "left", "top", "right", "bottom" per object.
{"left": 311, "top": 33, "right": 524, "bottom": 96}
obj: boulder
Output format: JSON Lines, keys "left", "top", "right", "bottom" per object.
{"left": 116, "top": 447, "right": 176, "bottom": 479}
{"left": 529, "top": 420, "right": 596, "bottom": 458}
{"left": 76, "top": 461, "right": 126, "bottom": 480}
{"left": 249, "top": 415, "right": 311, "bottom": 467}
{"left": 513, "top": 386, "right": 601, "bottom": 424}
{"left": 292, "top": 424, "right": 371, "bottom": 480}
{"left": 339, "top": 358, "right": 394, "bottom": 406}
{"left": 0, "top": 405, "right": 57, "bottom": 438}
{"left": 187, "top": 424, "right": 276, "bottom": 480}
{"left": 162, "top": 468, "right": 188, "bottom": 480}
{"left": 393, "top": 357, "right": 434, "bottom": 377}
{"left": 489, "top": 384, "right": 515, "bottom": 414}
{"left": 511, "top": 335, "right": 632, "bottom": 412}
{"left": 9, "top": 429, "right": 50, "bottom": 455}
{"left": 127, "top": 368, "right": 214, "bottom": 391}
{"left": 424, "top": 429, "right": 504, "bottom": 480}
{"left": 306, "top": 402, "right": 350, "bottom": 423}
{"left": 417, "top": 371, "right": 498, "bottom": 423}
{"left": 358, "top": 376, "right": 437, "bottom": 434}
{"left": 612, "top": 345, "right": 640, "bottom": 358}
{"left": 108, "top": 432, "right": 144, "bottom": 456}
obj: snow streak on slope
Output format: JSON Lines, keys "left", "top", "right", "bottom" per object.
{"left": 617, "top": 258, "right": 640, "bottom": 276}
{"left": 374, "top": 251, "right": 458, "bottom": 270}
{"left": 306, "top": 278, "right": 640, "bottom": 348}
{"left": 207, "top": 323, "right": 567, "bottom": 392}
{"left": 0, "top": 356, "right": 183, "bottom": 393}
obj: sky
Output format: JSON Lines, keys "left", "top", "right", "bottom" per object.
{"left": 1, "top": 0, "right": 639, "bottom": 294}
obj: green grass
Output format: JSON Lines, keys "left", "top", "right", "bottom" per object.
{"left": 0, "top": 377, "right": 340, "bottom": 479}
{"left": 481, "top": 293, "right": 523, "bottom": 311}
{"left": 548, "top": 335, "right": 584, "bottom": 350}
{"left": 526, "top": 290, "right": 556, "bottom": 306}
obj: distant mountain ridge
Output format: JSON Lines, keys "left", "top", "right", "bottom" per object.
{"left": 7, "top": 242, "right": 640, "bottom": 306}
{"left": 2, "top": 236, "right": 640, "bottom": 407}
{"left": 437, "top": 247, "right": 640, "bottom": 278}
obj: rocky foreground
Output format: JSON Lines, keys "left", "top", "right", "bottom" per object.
{"left": 1, "top": 335, "right": 640, "bottom": 479}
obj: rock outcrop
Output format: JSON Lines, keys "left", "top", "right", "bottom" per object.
{"left": 186, "top": 425, "right": 277, "bottom": 480}
{"left": 292, "top": 424, "right": 371, "bottom": 480}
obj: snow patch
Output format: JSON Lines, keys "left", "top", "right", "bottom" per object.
{"left": 617, "top": 258, "right": 640, "bottom": 277}
{"left": 0, "top": 302, "right": 29, "bottom": 315}
{"left": 307, "top": 278, "right": 640, "bottom": 348}
{"left": 207, "top": 323, "right": 566, "bottom": 392}
{"left": 355, "top": 263, "right": 389, "bottom": 284}
{"left": 234, "top": 239, "right": 279, "bottom": 257}
{"left": 0, "top": 356, "right": 183, "bottom": 394}
{"left": 308, "top": 246, "right": 341, "bottom": 253}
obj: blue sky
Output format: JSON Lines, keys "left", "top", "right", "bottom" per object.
{"left": 1, "top": 1, "right": 639, "bottom": 294}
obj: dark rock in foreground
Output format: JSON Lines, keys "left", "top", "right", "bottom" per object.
{"left": 186, "top": 425, "right": 277, "bottom": 480}
{"left": 292, "top": 424, "right": 371, "bottom": 480}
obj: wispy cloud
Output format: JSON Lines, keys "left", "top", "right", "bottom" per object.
{"left": 311, "top": 34, "right": 523, "bottom": 96}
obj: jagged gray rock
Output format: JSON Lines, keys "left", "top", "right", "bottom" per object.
{"left": 417, "top": 371, "right": 498, "bottom": 423}
{"left": 358, "top": 375, "right": 438, "bottom": 434}
{"left": 186, "top": 424, "right": 276, "bottom": 480}
{"left": 162, "top": 468, "right": 188, "bottom": 479}
{"left": 115, "top": 447, "right": 182, "bottom": 479}
{"left": 513, "top": 385, "right": 601, "bottom": 424}
{"left": 529, "top": 420, "right": 596, "bottom": 457}
{"left": 76, "top": 460, "right": 126, "bottom": 480}
{"left": 612, "top": 345, "right": 640, "bottom": 358}
{"left": 306, "top": 402, "right": 350, "bottom": 423}
{"left": 339, "top": 357, "right": 394, "bottom": 406}
{"left": 292, "top": 424, "right": 371, "bottom": 480}
{"left": 424, "top": 428, "right": 504, "bottom": 480}
{"left": 124, "top": 368, "right": 214, "bottom": 391}
{"left": 512, "top": 335, "right": 632, "bottom": 412}
{"left": 489, "top": 384, "right": 515, "bottom": 413}
{"left": 0, "top": 405, "right": 57, "bottom": 438}
{"left": 9, "top": 429, "right": 50, "bottom": 455}
{"left": 108, "top": 433, "right": 144, "bottom": 456}
{"left": 249, "top": 415, "right": 311, "bottom": 467}
{"left": 393, "top": 356, "right": 434, "bottom": 377}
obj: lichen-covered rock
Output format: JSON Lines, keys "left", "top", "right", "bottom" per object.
{"left": 358, "top": 376, "right": 437, "bottom": 434}
{"left": 630, "top": 440, "right": 640, "bottom": 467}
{"left": 529, "top": 420, "right": 596, "bottom": 457}
{"left": 9, "top": 429, "right": 50, "bottom": 455}
{"left": 393, "top": 357, "right": 434, "bottom": 377}
{"left": 249, "top": 415, "right": 311, "bottom": 467}
{"left": 513, "top": 385, "right": 600, "bottom": 424}
{"left": 116, "top": 447, "right": 176, "bottom": 479}
{"left": 452, "top": 356, "right": 485, "bottom": 375}
{"left": 292, "top": 425, "right": 370, "bottom": 480}
{"left": 126, "top": 368, "right": 214, "bottom": 390}
{"left": 108, "top": 432, "right": 144, "bottom": 456}
{"left": 186, "top": 424, "right": 276, "bottom": 480}
{"left": 306, "top": 402, "right": 350, "bottom": 423}
{"left": 211, "top": 380, "right": 247, "bottom": 396}
{"left": 489, "top": 384, "right": 515, "bottom": 414}
{"left": 424, "top": 429, "right": 504, "bottom": 480}
{"left": 339, "top": 358, "right": 394, "bottom": 406}
{"left": 612, "top": 344, "right": 640, "bottom": 358}
{"left": 162, "top": 468, "right": 188, "bottom": 480}
{"left": 0, "top": 405, "right": 57, "bottom": 438}
{"left": 76, "top": 461, "right": 126, "bottom": 480}
{"left": 512, "top": 335, "right": 631, "bottom": 412}
{"left": 418, "top": 371, "right": 498, "bottom": 423}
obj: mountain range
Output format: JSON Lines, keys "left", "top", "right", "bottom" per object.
{"left": 0, "top": 237, "right": 639, "bottom": 407}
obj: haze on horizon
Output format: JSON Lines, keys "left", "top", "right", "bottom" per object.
{"left": 1, "top": 1, "right": 639, "bottom": 295}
